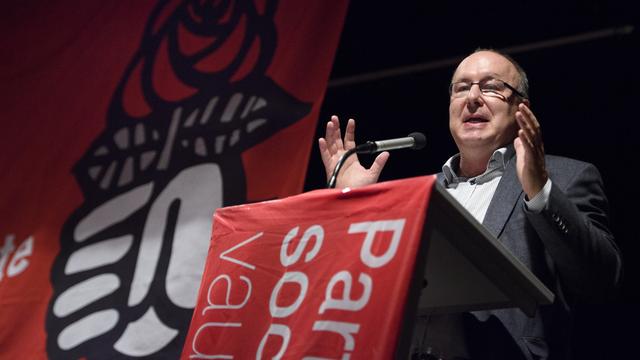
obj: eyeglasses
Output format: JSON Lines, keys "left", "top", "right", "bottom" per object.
{"left": 449, "top": 78, "right": 525, "bottom": 99}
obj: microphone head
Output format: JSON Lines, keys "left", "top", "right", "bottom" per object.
{"left": 408, "top": 132, "right": 426, "bottom": 150}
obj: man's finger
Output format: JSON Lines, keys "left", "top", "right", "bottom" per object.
{"left": 519, "top": 129, "right": 535, "bottom": 149}
{"left": 344, "top": 118, "right": 356, "bottom": 149}
{"left": 325, "top": 120, "right": 337, "bottom": 151}
{"left": 517, "top": 106, "right": 545, "bottom": 151}
{"left": 331, "top": 115, "right": 344, "bottom": 149}
{"left": 519, "top": 105, "right": 542, "bottom": 137}
{"left": 516, "top": 112, "right": 539, "bottom": 145}
{"left": 318, "top": 138, "right": 330, "bottom": 163}
{"left": 519, "top": 104, "right": 539, "bottom": 126}
{"left": 369, "top": 151, "right": 390, "bottom": 176}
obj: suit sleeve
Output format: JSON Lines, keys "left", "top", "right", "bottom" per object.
{"left": 524, "top": 163, "right": 622, "bottom": 304}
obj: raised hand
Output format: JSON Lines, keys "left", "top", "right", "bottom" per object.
{"left": 318, "top": 115, "right": 389, "bottom": 189}
{"left": 514, "top": 103, "right": 548, "bottom": 199}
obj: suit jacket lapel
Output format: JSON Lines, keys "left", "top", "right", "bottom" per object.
{"left": 482, "top": 157, "right": 523, "bottom": 238}
{"left": 435, "top": 156, "right": 523, "bottom": 238}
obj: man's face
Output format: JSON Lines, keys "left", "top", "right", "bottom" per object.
{"left": 449, "top": 51, "right": 523, "bottom": 154}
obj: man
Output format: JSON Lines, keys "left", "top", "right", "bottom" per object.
{"left": 318, "top": 50, "right": 621, "bottom": 359}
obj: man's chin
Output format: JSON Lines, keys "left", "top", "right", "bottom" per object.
{"left": 456, "top": 136, "right": 500, "bottom": 151}
{"left": 458, "top": 134, "right": 489, "bottom": 145}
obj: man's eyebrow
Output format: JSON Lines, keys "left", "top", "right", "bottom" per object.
{"left": 452, "top": 73, "right": 502, "bottom": 83}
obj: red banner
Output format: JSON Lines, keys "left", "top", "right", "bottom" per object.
{"left": 183, "top": 176, "right": 436, "bottom": 359}
{"left": 0, "top": 1, "right": 348, "bottom": 358}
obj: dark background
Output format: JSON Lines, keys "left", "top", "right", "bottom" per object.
{"left": 304, "top": 1, "right": 638, "bottom": 358}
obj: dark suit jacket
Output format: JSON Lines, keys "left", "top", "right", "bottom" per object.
{"left": 437, "top": 154, "right": 622, "bottom": 360}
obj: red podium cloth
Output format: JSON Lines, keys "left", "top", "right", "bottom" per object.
{"left": 182, "top": 175, "right": 436, "bottom": 359}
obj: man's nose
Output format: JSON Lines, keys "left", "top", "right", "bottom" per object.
{"left": 466, "top": 83, "right": 484, "bottom": 108}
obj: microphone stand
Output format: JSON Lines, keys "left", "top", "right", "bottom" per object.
{"left": 326, "top": 133, "right": 425, "bottom": 189}
{"left": 327, "top": 148, "right": 357, "bottom": 189}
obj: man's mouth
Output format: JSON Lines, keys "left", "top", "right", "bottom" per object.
{"left": 464, "top": 117, "right": 489, "bottom": 123}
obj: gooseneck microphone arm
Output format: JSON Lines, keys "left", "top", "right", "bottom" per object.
{"left": 327, "top": 147, "right": 358, "bottom": 189}
{"left": 326, "top": 132, "right": 426, "bottom": 189}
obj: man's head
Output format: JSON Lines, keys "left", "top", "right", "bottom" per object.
{"left": 448, "top": 49, "right": 529, "bottom": 157}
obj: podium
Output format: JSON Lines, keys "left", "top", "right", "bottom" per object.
{"left": 396, "top": 182, "right": 554, "bottom": 359}
{"left": 182, "top": 175, "right": 554, "bottom": 359}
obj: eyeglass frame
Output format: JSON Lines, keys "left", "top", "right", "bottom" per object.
{"left": 449, "top": 78, "right": 526, "bottom": 100}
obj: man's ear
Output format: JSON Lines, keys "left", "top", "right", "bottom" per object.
{"left": 521, "top": 98, "right": 531, "bottom": 107}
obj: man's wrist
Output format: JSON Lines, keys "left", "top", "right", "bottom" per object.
{"left": 524, "top": 178, "right": 552, "bottom": 212}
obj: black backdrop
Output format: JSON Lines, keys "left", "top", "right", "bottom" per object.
{"left": 304, "top": 1, "right": 638, "bottom": 358}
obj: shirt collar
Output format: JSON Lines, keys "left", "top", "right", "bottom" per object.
{"left": 442, "top": 145, "right": 515, "bottom": 187}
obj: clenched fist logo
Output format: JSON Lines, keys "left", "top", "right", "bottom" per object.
{"left": 46, "top": 0, "right": 310, "bottom": 358}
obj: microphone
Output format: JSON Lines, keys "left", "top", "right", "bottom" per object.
{"left": 327, "top": 132, "right": 427, "bottom": 188}
{"left": 355, "top": 132, "right": 427, "bottom": 154}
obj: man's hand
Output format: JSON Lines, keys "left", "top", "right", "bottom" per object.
{"left": 514, "top": 103, "right": 548, "bottom": 199}
{"left": 318, "top": 115, "right": 389, "bottom": 189}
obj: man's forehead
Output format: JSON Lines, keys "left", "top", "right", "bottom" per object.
{"left": 453, "top": 52, "right": 517, "bottom": 80}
